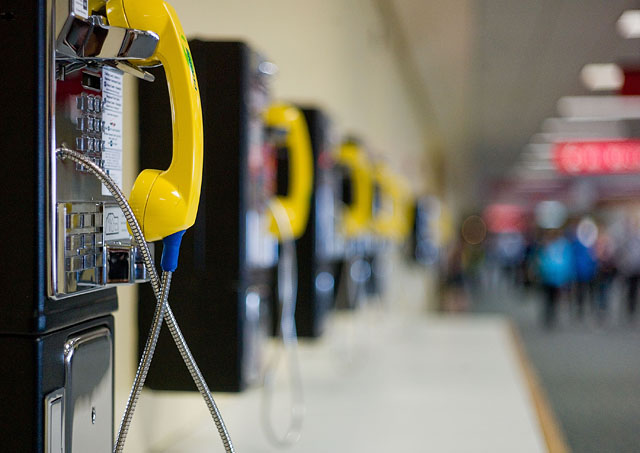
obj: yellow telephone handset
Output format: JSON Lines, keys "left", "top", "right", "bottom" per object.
{"left": 389, "top": 172, "right": 412, "bottom": 241}
{"left": 373, "top": 165, "right": 413, "bottom": 242}
{"left": 107, "top": 0, "right": 203, "bottom": 242}
{"left": 264, "top": 103, "right": 314, "bottom": 241}
{"left": 336, "top": 141, "right": 373, "bottom": 238}
{"left": 396, "top": 181, "right": 413, "bottom": 240}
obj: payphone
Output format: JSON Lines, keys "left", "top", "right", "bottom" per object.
{"left": 0, "top": 1, "right": 231, "bottom": 452}
{"left": 363, "top": 170, "right": 385, "bottom": 298}
{"left": 333, "top": 139, "right": 374, "bottom": 309}
{"left": 366, "top": 164, "right": 412, "bottom": 299}
{"left": 406, "top": 196, "right": 441, "bottom": 266}
{"left": 272, "top": 107, "right": 343, "bottom": 337}
{"left": 0, "top": 2, "right": 144, "bottom": 451}
{"left": 138, "top": 40, "right": 280, "bottom": 392}
{"left": 262, "top": 103, "right": 314, "bottom": 446}
{"left": 371, "top": 164, "right": 412, "bottom": 243}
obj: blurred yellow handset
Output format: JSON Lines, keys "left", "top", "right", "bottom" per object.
{"left": 107, "top": 0, "right": 203, "bottom": 241}
{"left": 336, "top": 141, "right": 373, "bottom": 238}
{"left": 391, "top": 172, "right": 412, "bottom": 241}
{"left": 372, "top": 164, "right": 396, "bottom": 240}
{"left": 372, "top": 164, "right": 412, "bottom": 241}
{"left": 265, "top": 103, "right": 314, "bottom": 241}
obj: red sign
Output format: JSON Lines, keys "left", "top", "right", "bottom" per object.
{"left": 621, "top": 67, "right": 640, "bottom": 96}
{"left": 552, "top": 140, "right": 640, "bottom": 174}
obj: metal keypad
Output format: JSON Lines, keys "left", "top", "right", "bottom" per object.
{"left": 75, "top": 93, "right": 105, "bottom": 172}
{"left": 59, "top": 202, "right": 105, "bottom": 294}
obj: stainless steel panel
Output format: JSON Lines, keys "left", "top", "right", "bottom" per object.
{"left": 243, "top": 288, "right": 270, "bottom": 386}
{"left": 48, "top": 1, "right": 153, "bottom": 298}
{"left": 64, "top": 327, "right": 113, "bottom": 453}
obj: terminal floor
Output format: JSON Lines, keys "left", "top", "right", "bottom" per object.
{"left": 151, "top": 311, "right": 546, "bottom": 452}
{"left": 472, "top": 278, "right": 640, "bottom": 453}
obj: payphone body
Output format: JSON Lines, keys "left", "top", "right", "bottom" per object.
{"left": 365, "top": 164, "right": 411, "bottom": 300}
{"left": 363, "top": 178, "right": 384, "bottom": 298}
{"left": 333, "top": 139, "right": 374, "bottom": 310}
{"left": 406, "top": 196, "right": 441, "bottom": 266}
{"left": 272, "top": 107, "right": 343, "bottom": 337}
{"left": 0, "top": 1, "right": 159, "bottom": 450}
{"left": 138, "top": 41, "right": 276, "bottom": 392}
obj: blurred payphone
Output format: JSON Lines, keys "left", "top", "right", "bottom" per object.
{"left": 334, "top": 139, "right": 374, "bottom": 309}
{"left": 366, "top": 164, "right": 412, "bottom": 298}
{"left": 262, "top": 103, "right": 314, "bottom": 446}
{"left": 363, "top": 171, "right": 385, "bottom": 298}
{"left": 271, "top": 107, "right": 343, "bottom": 337}
{"left": 407, "top": 196, "right": 441, "bottom": 266}
{"left": 138, "top": 40, "right": 278, "bottom": 391}
{"left": 371, "top": 164, "right": 412, "bottom": 243}
{"left": 0, "top": 0, "right": 207, "bottom": 450}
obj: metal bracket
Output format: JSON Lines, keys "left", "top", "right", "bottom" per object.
{"left": 56, "top": 13, "right": 159, "bottom": 81}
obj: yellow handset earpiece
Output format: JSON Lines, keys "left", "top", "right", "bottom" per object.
{"left": 372, "top": 165, "right": 412, "bottom": 242}
{"left": 107, "top": 0, "right": 203, "bottom": 242}
{"left": 382, "top": 168, "right": 412, "bottom": 241}
{"left": 264, "top": 103, "right": 314, "bottom": 241}
{"left": 336, "top": 141, "right": 373, "bottom": 238}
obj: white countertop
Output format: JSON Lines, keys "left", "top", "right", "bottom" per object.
{"left": 146, "top": 311, "right": 546, "bottom": 453}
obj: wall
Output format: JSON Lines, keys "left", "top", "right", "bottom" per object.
{"left": 113, "top": 1, "right": 435, "bottom": 450}
{"left": 182, "top": 0, "right": 432, "bottom": 188}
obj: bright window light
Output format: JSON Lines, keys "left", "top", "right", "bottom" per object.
{"left": 617, "top": 10, "right": 640, "bottom": 38}
{"left": 580, "top": 64, "right": 624, "bottom": 91}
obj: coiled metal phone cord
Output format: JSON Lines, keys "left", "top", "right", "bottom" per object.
{"left": 57, "top": 148, "right": 234, "bottom": 453}
{"left": 262, "top": 199, "right": 305, "bottom": 446}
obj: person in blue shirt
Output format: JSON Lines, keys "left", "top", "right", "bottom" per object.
{"left": 536, "top": 229, "right": 575, "bottom": 328}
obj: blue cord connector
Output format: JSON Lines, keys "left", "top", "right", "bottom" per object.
{"left": 161, "top": 230, "right": 186, "bottom": 272}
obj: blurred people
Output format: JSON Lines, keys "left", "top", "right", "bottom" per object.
{"left": 615, "top": 216, "right": 640, "bottom": 322}
{"left": 571, "top": 218, "right": 598, "bottom": 319}
{"left": 536, "top": 229, "right": 574, "bottom": 328}
{"left": 440, "top": 215, "right": 486, "bottom": 311}
{"left": 519, "top": 230, "right": 539, "bottom": 289}
{"left": 594, "top": 223, "right": 616, "bottom": 323}
{"left": 441, "top": 237, "right": 468, "bottom": 312}
{"left": 493, "top": 231, "right": 526, "bottom": 285}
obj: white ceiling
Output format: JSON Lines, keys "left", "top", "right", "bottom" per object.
{"left": 390, "top": 0, "right": 640, "bottom": 203}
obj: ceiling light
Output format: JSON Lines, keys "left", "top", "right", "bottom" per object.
{"left": 580, "top": 63, "right": 624, "bottom": 91}
{"left": 557, "top": 96, "right": 640, "bottom": 118}
{"left": 617, "top": 10, "right": 640, "bottom": 38}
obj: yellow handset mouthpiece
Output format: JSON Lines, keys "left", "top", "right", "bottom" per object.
{"left": 336, "top": 141, "right": 373, "bottom": 238}
{"left": 107, "top": 0, "right": 203, "bottom": 242}
{"left": 264, "top": 103, "right": 314, "bottom": 241}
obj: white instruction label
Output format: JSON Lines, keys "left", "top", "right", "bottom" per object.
{"left": 103, "top": 205, "right": 129, "bottom": 241}
{"left": 246, "top": 210, "right": 278, "bottom": 267}
{"left": 73, "top": 0, "right": 89, "bottom": 18}
{"left": 101, "top": 67, "right": 123, "bottom": 196}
